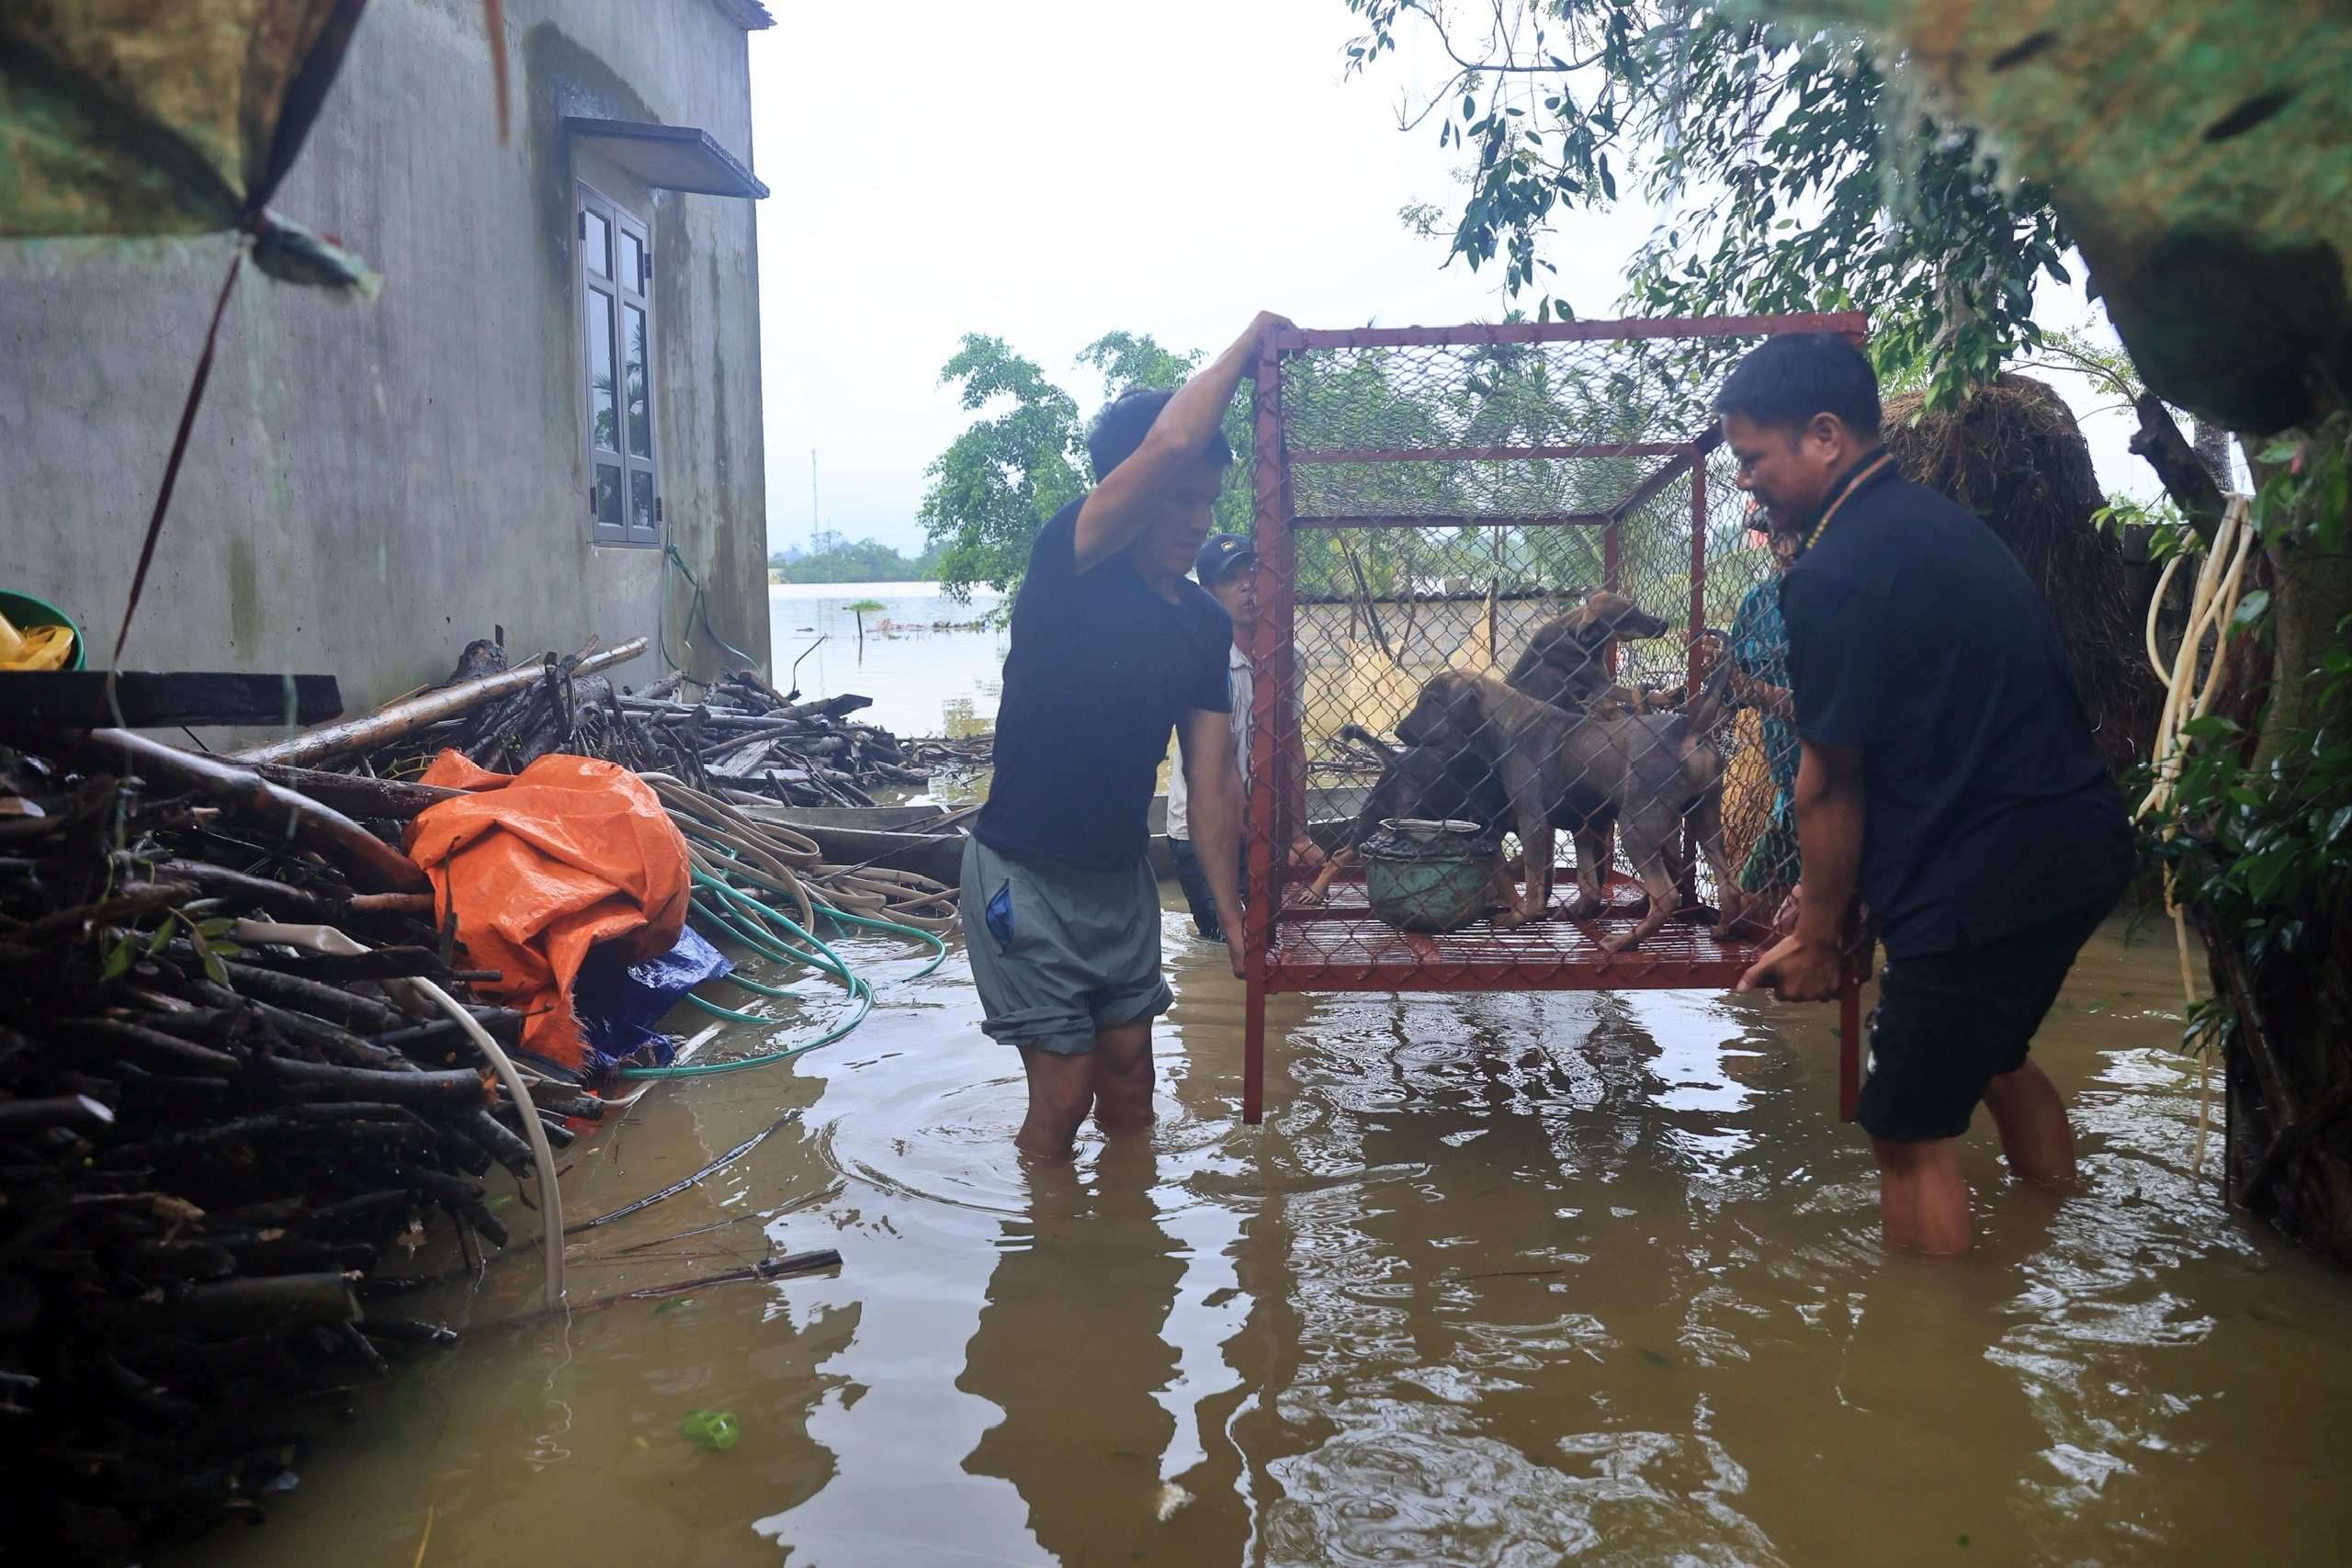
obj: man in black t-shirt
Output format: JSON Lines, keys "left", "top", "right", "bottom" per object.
{"left": 1723, "top": 333, "right": 2134, "bottom": 1255}
{"left": 966, "top": 311, "right": 1289, "bottom": 1160}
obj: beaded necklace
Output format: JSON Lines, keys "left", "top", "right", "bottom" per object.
{"left": 1803, "top": 452, "right": 1894, "bottom": 551}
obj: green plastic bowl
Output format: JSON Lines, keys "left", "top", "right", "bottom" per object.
{"left": 0, "top": 590, "right": 84, "bottom": 671}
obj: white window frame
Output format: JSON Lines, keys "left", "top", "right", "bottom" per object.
{"left": 579, "top": 184, "right": 659, "bottom": 547}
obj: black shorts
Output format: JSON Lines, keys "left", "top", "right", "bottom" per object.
{"left": 1856, "top": 897, "right": 2113, "bottom": 1143}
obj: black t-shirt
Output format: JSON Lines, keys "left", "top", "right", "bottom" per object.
{"left": 974, "top": 499, "right": 1232, "bottom": 871}
{"left": 1780, "top": 458, "right": 2134, "bottom": 958}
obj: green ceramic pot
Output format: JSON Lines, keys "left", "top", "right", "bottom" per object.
{"left": 1363, "top": 819, "right": 1495, "bottom": 932}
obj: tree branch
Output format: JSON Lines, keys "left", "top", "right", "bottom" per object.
{"left": 2128, "top": 393, "right": 2229, "bottom": 546}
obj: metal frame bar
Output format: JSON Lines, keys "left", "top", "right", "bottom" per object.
{"left": 1293, "top": 513, "right": 1613, "bottom": 530}
{"left": 1241, "top": 314, "right": 1864, "bottom": 1128}
{"left": 1289, "top": 442, "right": 1692, "bottom": 465}
{"left": 1275, "top": 311, "right": 1869, "bottom": 353}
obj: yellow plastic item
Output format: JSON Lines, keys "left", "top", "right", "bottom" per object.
{"left": 0, "top": 613, "right": 74, "bottom": 671}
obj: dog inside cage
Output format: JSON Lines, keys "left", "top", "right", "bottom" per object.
{"left": 1255, "top": 325, "right": 1820, "bottom": 965}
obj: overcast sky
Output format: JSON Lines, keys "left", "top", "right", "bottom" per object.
{"left": 743, "top": 4, "right": 2155, "bottom": 560}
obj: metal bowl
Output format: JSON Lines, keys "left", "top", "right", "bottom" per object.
{"left": 1383, "top": 817, "right": 1485, "bottom": 843}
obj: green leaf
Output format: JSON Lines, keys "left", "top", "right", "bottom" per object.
{"left": 99, "top": 934, "right": 136, "bottom": 982}
{"left": 186, "top": 925, "right": 229, "bottom": 989}
{"left": 2229, "top": 590, "right": 2271, "bottom": 631}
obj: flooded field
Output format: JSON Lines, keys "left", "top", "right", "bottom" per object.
{"left": 767, "top": 581, "right": 1005, "bottom": 740}
{"left": 170, "top": 897, "right": 2352, "bottom": 1567}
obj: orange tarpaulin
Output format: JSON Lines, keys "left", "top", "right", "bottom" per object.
{"left": 405, "top": 751, "right": 690, "bottom": 1073}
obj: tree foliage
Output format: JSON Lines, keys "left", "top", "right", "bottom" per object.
{"left": 920, "top": 332, "right": 1255, "bottom": 601}
{"left": 1341, "top": 1, "right": 2072, "bottom": 404}
{"left": 917, "top": 335, "right": 1090, "bottom": 601}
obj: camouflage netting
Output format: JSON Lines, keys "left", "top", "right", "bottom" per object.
{"left": 1796, "top": 0, "right": 2352, "bottom": 433}
{"left": 0, "top": 0, "right": 374, "bottom": 287}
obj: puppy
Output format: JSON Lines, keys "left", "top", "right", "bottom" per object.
{"left": 1396, "top": 669, "right": 1743, "bottom": 951}
{"left": 1506, "top": 591, "right": 1673, "bottom": 716}
{"left": 1299, "top": 724, "right": 1516, "bottom": 908}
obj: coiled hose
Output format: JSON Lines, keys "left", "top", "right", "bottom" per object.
{"left": 619, "top": 781, "right": 955, "bottom": 1078}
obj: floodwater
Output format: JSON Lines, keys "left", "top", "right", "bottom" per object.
{"left": 767, "top": 581, "right": 1005, "bottom": 740}
{"left": 170, "top": 898, "right": 2352, "bottom": 1567}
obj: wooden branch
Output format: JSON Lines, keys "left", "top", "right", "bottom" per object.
{"left": 81, "top": 729, "right": 428, "bottom": 895}
{"left": 225, "top": 636, "right": 648, "bottom": 768}
{"left": 252, "top": 763, "right": 458, "bottom": 820}
{"left": 218, "top": 959, "right": 406, "bottom": 1034}
{"left": 149, "top": 859, "right": 328, "bottom": 920}
{"left": 258, "top": 1057, "right": 490, "bottom": 1107}
{"left": 2128, "top": 394, "right": 2228, "bottom": 546}
{"left": 46, "top": 1017, "right": 244, "bottom": 1075}
{"left": 7, "top": 879, "right": 198, "bottom": 946}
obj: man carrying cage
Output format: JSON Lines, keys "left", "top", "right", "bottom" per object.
{"left": 1724, "top": 332, "right": 2135, "bottom": 1256}
{"left": 965, "top": 311, "right": 1289, "bottom": 1161}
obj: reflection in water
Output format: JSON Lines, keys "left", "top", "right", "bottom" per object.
{"left": 163, "top": 915, "right": 2352, "bottom": 1568}
{"left": 958, "top": 1145, "right": 1248, "bottom": 1565}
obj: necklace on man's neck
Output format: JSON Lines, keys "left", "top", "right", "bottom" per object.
{"left": 1803, "top": 451, "right": 1894, "bottom": 551}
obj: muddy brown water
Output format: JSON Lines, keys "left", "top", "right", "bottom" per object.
{"left": 168, "top": 904, "right": 2352, "bottom": 1567}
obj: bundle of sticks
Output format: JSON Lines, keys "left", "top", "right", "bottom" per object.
{"left": 237, "top": 634, "right": 934, "bottom": 810}
{"left": 0, "top": 735, "right": 575, "bottom": 1563}
{"left": 904, "top": 733, "right": 993, "bottom": 779}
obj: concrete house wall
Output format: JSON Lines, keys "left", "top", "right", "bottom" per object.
{"left": 0, "top": 0, "right": 772, "bottom": 739}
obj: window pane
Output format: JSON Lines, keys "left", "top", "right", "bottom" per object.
{"left": 619, "top": 230, "right": 643, "bottom": 292}
{"left": 582, "top": 208, "right": 610, "bottom": 276}
{"left": 585, "top": 288, "right": 617, "bottom": 455}
{"left": 623, "top": 304, "right": 650, "bottom": 457}
{"left": 594, "top": 464, "right": 624, "bottom": 525}
{"left": 630, "top": 470, "right": 656, "bottom": 535}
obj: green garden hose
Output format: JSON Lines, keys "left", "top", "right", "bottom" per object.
{"left": 618, "top": 866, "right": 943, "bottom": 1078}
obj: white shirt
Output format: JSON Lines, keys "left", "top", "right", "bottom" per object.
{"left": 1164, "top": 641, "right": 1250, "bottom": 843}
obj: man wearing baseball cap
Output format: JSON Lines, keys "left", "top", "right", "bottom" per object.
{"left": 1165, "top": 533, "right": 1260, "bottom": 942}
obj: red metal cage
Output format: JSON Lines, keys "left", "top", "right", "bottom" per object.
{"left": 1238, "top": 314, "right": 1868, "bottom": 1124}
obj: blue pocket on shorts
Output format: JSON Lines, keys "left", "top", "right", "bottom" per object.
{"left": 985, "top": 880, "right": 1014, "bottom": 951}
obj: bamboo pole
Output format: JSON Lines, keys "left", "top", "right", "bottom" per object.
{"left": 226, "top": 637, "right": 650, "bottom": 768}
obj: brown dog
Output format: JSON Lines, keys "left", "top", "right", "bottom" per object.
{"left": 1298, "top": 725, "right": 1519, "bottom": 908}
{"left": 1506, "top": 591, "right": 1673, "bottom": 716}
{"left": 1396, "top": 670, "right": 1743, "bottom": 951}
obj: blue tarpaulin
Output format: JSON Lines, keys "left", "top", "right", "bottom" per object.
{"left": 571, "top": 924, "right": 732, "bottom": 1072}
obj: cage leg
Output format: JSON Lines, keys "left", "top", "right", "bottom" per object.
{"left": 1838, "top": 974, "right": 1861, "bottom": 1122}
{"left": 1243, "top": 971, "right": 1266, "bottom": 1125}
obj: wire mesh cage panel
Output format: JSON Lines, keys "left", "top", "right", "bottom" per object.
{"left": 1239, "top": 315, "right": 1868, "bottom": 1123}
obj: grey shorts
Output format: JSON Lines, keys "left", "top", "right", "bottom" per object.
{"left": 961, "top": 835, "right": 1170, "bottom": 1056}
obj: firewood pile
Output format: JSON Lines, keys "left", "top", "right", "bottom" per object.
{"left": 0, "top": 735, "right": 569, "bottom": 1564}
{"left": 258, "top": 635, "right": 933, "bottom": 809}
{"left": 0, "top": 635, "right": 941, "bottom": 1562}
{"left": 903, "top": 733, "right": 993, "bottom": 778}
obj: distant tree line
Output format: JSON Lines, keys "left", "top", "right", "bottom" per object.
{"left": 769, "top": 535, "right": 943, "bottom": 583}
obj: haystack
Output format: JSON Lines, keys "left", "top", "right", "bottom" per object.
{"left": 1882, "top": 375, "right": 2161, "bottom": 779}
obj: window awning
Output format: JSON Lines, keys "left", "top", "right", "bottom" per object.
{"left": 565, "top": 118, "right": 768, "bottom": 199}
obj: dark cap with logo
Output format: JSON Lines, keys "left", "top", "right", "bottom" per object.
{"left": 1194, "top": 533, "right": 1257, "bottom": 588}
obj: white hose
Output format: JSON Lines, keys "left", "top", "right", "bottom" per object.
{"left": 2134, "top": 496, "right": 2255, "bottom": 1177}
{"left": 230, "top": 919, "right": 566, "bottom": 1307}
